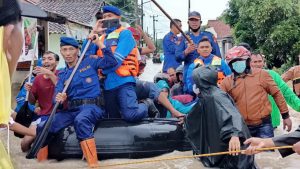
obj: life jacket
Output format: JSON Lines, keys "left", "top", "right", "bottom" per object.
{"left": 97, "top": 27, "right": 139, "bottom": 77}
{"left": 194, "top": 56, "right": 226, "bottom": 84}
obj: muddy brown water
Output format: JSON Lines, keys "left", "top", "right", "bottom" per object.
{"left": 1, "top": 59, "right": 299, "bottom": 169}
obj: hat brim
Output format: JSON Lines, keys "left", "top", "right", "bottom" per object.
{"left": 188, "top": 16, "right": 201, "bottom": 20}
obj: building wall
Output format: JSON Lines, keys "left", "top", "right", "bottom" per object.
{"left": 48, "top": 33, "right": 66, "bottom": 69}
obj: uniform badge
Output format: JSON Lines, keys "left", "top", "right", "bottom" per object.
{"left": 86, "top": 77, "right": 92, "bottom": 83}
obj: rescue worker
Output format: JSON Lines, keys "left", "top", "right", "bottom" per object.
{"left": 220, "top": 46, "right": 292, "bottom": 138}
{"left": 185, "top": 38, "right": 231, "bottom": 94}
{"left": 91, "top": 6, "right": 152, "bottom": 122}
{"left": 250, "top": 53, "right": 300, "bottom": 128}
{"left": 162, "top": 19, "right": 182, "bottom": 73}
{"left": 37, "top": 37, "right": 117, "bottom": 168}
{"left": 175, "top": 11, "right": 221, "bottom": 93}
{"left": 244, "top": 126, "right": 300, "bottom": 156}
{"left": 282, "top": 54, "right": 300, "bottom": 97}
{"left": 22, "top": 51, "right": 59, "bottom": 152}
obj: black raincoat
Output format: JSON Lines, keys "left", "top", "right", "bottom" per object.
{"left": 184, "top": 65, "right": 257, "bottom": 169}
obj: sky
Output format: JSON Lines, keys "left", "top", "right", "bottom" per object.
{"left": 141, "top": 0, "right": 230, "bottom": 39}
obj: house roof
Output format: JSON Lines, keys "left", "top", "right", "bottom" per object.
{"left": 207, "top": 20, "right": 232, "bottom": 39}
{"left": 35, "top": 0, "right": 103, "bottom": 33}
{"left": 37, "top": 0, "right": 103, "bottom": 26}
{"left": 49, "top": 22, "right": 66, "bottom": 34}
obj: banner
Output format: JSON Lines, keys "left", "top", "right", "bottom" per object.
{"left": 18, "top": 17, "right": 38, "bottom": 62}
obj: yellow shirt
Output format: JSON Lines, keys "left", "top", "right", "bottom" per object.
{"left": 0, "top": 27, "right": 11, "bottom": 124}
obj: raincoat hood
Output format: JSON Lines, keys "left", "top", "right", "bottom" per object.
{"left": 192, "top": 65, "right": 218, "bottom": 90}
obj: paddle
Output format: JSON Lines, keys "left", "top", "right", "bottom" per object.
{"left": 26, "top": 37, "right": 95, "bottom": 159}
{"left": 14, "top": 31, "right": 39, "bottom": 138}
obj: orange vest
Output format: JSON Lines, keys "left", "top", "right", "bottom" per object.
{"left": 194, "top": 56, "right": 226, "bottom": 84}
{"left": 97, "top": 27, "right": 139, "bottom": 77}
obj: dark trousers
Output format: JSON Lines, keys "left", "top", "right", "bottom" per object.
{"left": 104, "top": 83, "right": 148, "bottom": 122}
{"left": 247, "top": 116, "right": 274, "bottom": 138}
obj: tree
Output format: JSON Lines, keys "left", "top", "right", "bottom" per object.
{"left": 222, "top": 0, "right": 300, "bottom": 68}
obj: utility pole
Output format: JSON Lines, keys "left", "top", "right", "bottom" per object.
{"left": 135, "top": 0, "right": 139, "bottom": 25}
{"left": 141, "top": 0, "right": 144, "bottom": 30}
{"left": 151, "top": 15, "right": 158, "bottom": 51}
{"left": 188, "top": 0, "right": 191, "bottom": 33}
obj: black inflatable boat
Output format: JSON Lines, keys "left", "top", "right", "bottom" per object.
{"left": 48, "top": 118, "right": 191, "bottom": 160}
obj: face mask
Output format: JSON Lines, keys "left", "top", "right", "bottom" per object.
{"left": 232, "top": 60, "right": 246, "bottom": 74}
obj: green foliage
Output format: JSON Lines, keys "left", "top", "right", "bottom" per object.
{"left": 222, "top": 0, "right": 300, "bottom": 68}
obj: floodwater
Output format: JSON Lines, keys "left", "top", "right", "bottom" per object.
{"left": 1, "top": 58, "right": 300, "bottom": 169}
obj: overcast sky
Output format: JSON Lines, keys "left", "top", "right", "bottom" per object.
{"left": 141, "top": 0, "right": 230, "bottom": 38}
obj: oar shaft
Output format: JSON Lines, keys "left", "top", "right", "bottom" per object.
{"left": 150, "top": 0, "right": 192, "bottom": 44}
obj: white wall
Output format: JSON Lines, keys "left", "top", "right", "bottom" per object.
{"left": 48, "top": 33, "right": 66, "bottom": 69}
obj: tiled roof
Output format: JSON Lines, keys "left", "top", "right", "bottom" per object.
{"left": 37, "top": 0, "right": 103, "bottom": 27}
{"left": 207, "top": 20, "right": 232, "bottom": 39}
{"left": 49, "top": 22, "right": 66, "bottom": 34}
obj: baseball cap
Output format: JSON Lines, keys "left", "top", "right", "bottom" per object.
{"left": 188, "top": 11, "right": 201, "bottom": 20}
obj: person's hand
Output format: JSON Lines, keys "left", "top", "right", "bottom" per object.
{"left": 283, "top": 117, "right": 292, "bottom": 132}
{"left": 88, "top": 32, "right": 106, "bottom": 49}
{"left": 184, "top": 43, "right": 197, "bottom": 55}
{"left": 243, "top": 137, "right": 266, "bottom": 155}
{"left": 34, "top": 107, "right": 41, "bottom": 114}
{"left": 171, "top": 110, "right": 185, "bottom": 124}
{"left": 293, "top": 141, "right": 300, "bottom": 155}
{"left": 92, "top": 19, "right": 107, "bottom": 34}
{"left": 33, "top": 66, "right": 52, "bottom": 75}
{"left": 55, "top": 93, "right": 67, "bottom": 103}
{"left": 24, "top": 82, "right": 32, "bottom": 92}
{"left": 229, "top": 136, "right": 240, "bottom": 156}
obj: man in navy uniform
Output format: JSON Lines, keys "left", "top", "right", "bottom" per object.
{"left": 37, "top": 37, "right": 117, "bottom": 168}
{"left": 162, "top": 19, "right": 182, "bottom": 73}
{"left": 176, "top": 11, "right": 221, "bottom": 93}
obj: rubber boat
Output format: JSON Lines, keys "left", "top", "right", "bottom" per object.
{"left": 48, "top": 118, "right": 191, "bottom": 160}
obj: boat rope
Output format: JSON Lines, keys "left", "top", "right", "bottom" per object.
{"left": 100, "top": 146, "right": 293, "bottom": 168}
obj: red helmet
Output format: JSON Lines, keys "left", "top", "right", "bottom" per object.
{"left": 127, "top": 27, "right": 141, "bottom": 41}
{"left": 225, "top": 46, "right": 251, "bottom": 64}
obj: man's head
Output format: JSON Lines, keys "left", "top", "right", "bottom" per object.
{"left": 197, "top": 38, "right": 212, "bottom": 57}
{"left": 250, "top": 53, "right": 264, "bottom": 69}
{"left": 176, "top": 65, "right": 183, "bottom": 82}
{"left": 225, "top": 46, "right": 251, "bottom": 75}
{"left": 42, "top": 51, "right": 59, "bottom": 72}
{"left": 60, "top": 37, "right": 79, "bottom": 66}
{"left": 167, "top": 67, "right": 177, "bottom": 83}
{"left": 1, "top": 0, "right": 23, "bottom": 76}
{"left": 188, "top": 11, "right": 202, "bottom": 33}
{"left": 170, "top": 19, "right": 182, "bottom": 35}
{"left": 102, "top": 5, "right": 121, "bottom": 20}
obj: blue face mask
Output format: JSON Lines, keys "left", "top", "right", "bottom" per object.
{"left": 105, "top": 26, "right": 118, "bottom": 34}
{"left": 232, "top": 60, "right": 246, "bottom": 74}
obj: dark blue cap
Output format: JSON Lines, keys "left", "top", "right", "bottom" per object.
{"left": 60, "top": 37, "right": 79, "bottom": 48}
{"left": 103, "top": 5, "right": 121, "bottom": 16}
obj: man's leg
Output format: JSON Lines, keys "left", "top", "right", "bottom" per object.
{"left": 74, "top": 105, "right": 104, "bottom": 168}
{"left": 257, "top": 121, "right": 274, "bottom": 138}
{"left": 37, "top": 111, "right": 75, "bottom": 161}
{"left": 104, "top": 89, "right": 120, "bottom": 118}
{"left": 119, "top": 83, "right": 148, "bottom": 122}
